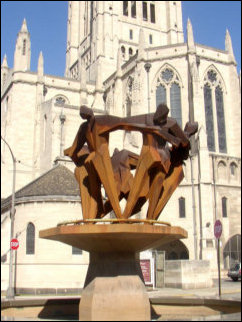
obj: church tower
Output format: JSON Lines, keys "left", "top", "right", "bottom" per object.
{"left": 13, "top": 18, "right": 31, "bottom": 71}
{"left": 65, "top": 1, "right": 184, "bottom": 84}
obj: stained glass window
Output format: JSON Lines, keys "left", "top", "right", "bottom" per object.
{"left": 156, "top": 85, "right": 166, "bottom": 107}
{"left": 215, "top": 86, "right": 227, "bottom": 153}
{"left": 26, "top": 223, "right": 35, "bottom": 254}
{"left": 170, "top": 83, "right": 182, "bottom": 127}
{"left": 162, "top": 69, "right": 174, "bottom": 83}
{"left": 204, "top": 84, "right": 215, "bottom": 151}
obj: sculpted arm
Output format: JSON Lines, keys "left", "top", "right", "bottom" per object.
{"left": 64, "top": 122, "right": 88, "bottom": 164}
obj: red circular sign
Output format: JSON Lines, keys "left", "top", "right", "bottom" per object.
{"left": 10, "top": 239, "right": 19, "bottom": 250}
{"left": 214, "top": 220, "right": 222, "bottom": 239}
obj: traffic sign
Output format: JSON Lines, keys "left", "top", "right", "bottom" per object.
{"left": 10, "top": 239, "right": 19, "bottom": 250}
{"left": 214, "top": 220, "right": 222, "bottom": 239}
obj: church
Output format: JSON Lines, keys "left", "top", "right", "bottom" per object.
{"left": 1, "top": 1, "right": 241, "bottom": 294}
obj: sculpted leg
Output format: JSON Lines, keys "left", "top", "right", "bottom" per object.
{"left": 91, "top": 144, "right": 122, "bottom": 219}
{"left": 152, "top": 165, "right": 184, "bottom": 220}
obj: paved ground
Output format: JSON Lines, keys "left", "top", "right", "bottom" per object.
{"left": 1, "top": 278, "right": 241, "bottom": 321}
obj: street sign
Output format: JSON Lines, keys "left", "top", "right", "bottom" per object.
{"left": 214, "top": 220, "right": 222, "bottom": 239}
{"left": 10, "top": 239, "right": 19, "bottom": 250}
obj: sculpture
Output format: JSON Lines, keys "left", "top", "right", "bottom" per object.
{"left": 64, "top": 104, "right": 198, "bottom": 221}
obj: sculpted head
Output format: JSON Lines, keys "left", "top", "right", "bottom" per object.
{"left": 153, "top": 104, "right": 169, "bottom": 126}
{"left": 80, "top": 105, "right": 94, "bottom": 120}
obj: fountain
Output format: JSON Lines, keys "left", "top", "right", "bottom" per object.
{"left": 39, "top": 104, "right": 198, "bottom": 321}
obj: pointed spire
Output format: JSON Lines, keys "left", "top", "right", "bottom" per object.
{"left": 225, "top": 29, "right": 236, "bottom": 63}
{"left": 137, "top": 29, "right": 146, "bottom": 61}
{"left": 2, "top": 54, "right": 8, "bottom": 68}
{"left": 20, "top": 18, "right": 29, "bottom": 33}
{"left": 37, "top": 51, "right": 44, "bottom": 77}
{"left": 116, "top": 48, "right": 122, "bottom": 78}
{"left": 187, "top": 18, "right": 195, "bottom": 53}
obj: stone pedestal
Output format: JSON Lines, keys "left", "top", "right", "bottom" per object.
{"left": 40, "top": 224, "right": 187, "bottom": 321}
{"left": 80, "top": 252, "right": 150, "bottom": 321}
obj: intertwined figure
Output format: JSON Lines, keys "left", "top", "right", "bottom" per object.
{"left": 64, "top": 104, "right": 198, "bottom": 221}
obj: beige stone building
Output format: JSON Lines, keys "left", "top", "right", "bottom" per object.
{"left": 1, "top": 1, "right": 241, "bottom": 294}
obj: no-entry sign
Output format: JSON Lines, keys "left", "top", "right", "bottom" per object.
{"left": 214, "top": 220, "right": 222, "bottom": 239}
{"left": 10, "top": 238, "right": 19, "bottom": 250}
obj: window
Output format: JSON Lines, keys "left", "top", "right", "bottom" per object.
{"left": 123, "top": 1, "right": 128, "bottom": 16}
{"left": 142, "top": 2, "right": 148, "bottom": 21}
{"left": 55, "top": 97, "right": 66, "bottom": 106}
{"left": 203, "top": 69, "right": 227, "bottom": 153}
{"left": 129, "top": 48, "right": 133, "bottom": 57}
{"left": 179, "top": 197, "right": 185, "bottom": 218}
{"left": 156, "top": 67, "right": 182, "bottom": 126}
{"left": 26, "top": 223, "right": 35, "bottom": 254}
{"left": 149, "top": 34, "right": 153, "bottom": 44}
{"left": 156, "top": 85, "right": 166, "bottom": 106}
{"left": 72, "top": 246, "right": 82, "bottom": 255}
{"left": 215, "top": 86, "right": 227, "bottom": 153}
{"left": 230, "top": 162, "right": 237, "bottom": 176}
{"left": 129, "top": 29, "right": 133, "bottom": 40}
{"left": 150, "top": 3, "right": 156, "bottom": 23}
{"left": 22, "top": 39, "right": 26, "bottom": 55}
{"left": 121, "top": 46, "right": 125, "bottom": 59}
{"left": 222, "top": 197, "right": 227, "bottom": 218}
{"left": 131, "top": 1, "right": 136, "bottom": 18}
{"left": 170, "top": 83, "right": 182, "bottom": 128}
{"left": 204, "top": 84, "right": 215, "bottom": 152}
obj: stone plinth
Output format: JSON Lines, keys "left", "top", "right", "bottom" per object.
{"left": 40, "top": 224, "right": 187, "bottom": 321}
{"left": 165, "top": 260, "right": 213, "bottom": 289}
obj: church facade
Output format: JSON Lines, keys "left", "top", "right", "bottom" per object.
{"left": 1, "top": 1, "right": 241, "bottom": 293}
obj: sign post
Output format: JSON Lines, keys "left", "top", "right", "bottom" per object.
{"left": 214, "top": 220, "right": 222, "bottom": 297}
{"left": 10, "top": 239, "right": 19, "bottom": 250}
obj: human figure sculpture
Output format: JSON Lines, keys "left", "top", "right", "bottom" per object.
{"left": 65, "top": 104, "right": 198, "bottom": 221}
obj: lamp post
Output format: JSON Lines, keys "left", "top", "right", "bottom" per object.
{"left": 144, "top": 62, "right": 152, "bottom": 113}
{"left": 1, "top": 136, "right": 16, "bottom": 299}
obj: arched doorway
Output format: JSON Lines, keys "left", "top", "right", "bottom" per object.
{"left": 156, "top": 240, "right": 189, "bottom": 260}
{"left": 223, "top": 234, "right": 241, "bottom": 269}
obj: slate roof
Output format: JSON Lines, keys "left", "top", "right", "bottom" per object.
{"left": 1, "top": 165, "right": 80, "bottom": 213}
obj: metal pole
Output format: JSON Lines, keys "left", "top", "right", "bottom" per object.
{"left": 190, "top": 155, "right": 198, "bottom": 260}
{"left": 1, "top": 136, "right": 16, "bottom": 299}
{"left": 217, "top": 238, "right": 221, "bottom": 297}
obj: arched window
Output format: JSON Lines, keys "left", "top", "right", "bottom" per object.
{"left": 26, "top": 223, "right": 35, "bottom": 254}
{"left": 230, "top": 162, "right": 238, "bottom": 177}
{"left": 129, "top": 48, "right": 133, "bottom": 57}
{"left": 203, "top": 69, "right": 227, "bottom": 153}
{"left": 156, "top": 66, "right": 182, "bottom": 127}
{"left": 121, "top": 46, "right": 126, "bottom": 59}
{"left": 179, "top": 197, "right": 186, "bottom": 218}
{"left": 218, "top": 161, "right": 227, "bottom": 181}
{"left": 131, "top": 1, "right": 136, "bottom": 18}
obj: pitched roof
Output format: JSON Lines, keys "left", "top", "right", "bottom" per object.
{"left": 1, "top": 165, "right": 80, "bottom": 212}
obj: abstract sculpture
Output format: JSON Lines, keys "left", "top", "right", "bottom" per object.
{"left": 64, "top": 104, "right": 198, "bottom": 222}
{"left": 40, "top": 103, "right": 198, "bottom": 321}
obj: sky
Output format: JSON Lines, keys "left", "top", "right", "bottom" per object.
{"left": 1, "top": 1, "right": 241, "bottom": 77}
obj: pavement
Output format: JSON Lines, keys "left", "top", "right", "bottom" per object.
{"left": 1, "top": 278, "right": 241, "bottom": 321}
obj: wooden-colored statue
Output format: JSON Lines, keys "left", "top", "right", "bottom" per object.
{"left": 64, "top": 104, "right": 198, "bottom": 221}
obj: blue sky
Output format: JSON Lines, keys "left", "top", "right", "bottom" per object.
{"left": 1, "top": 1, "right": 241, "bottom": 76}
